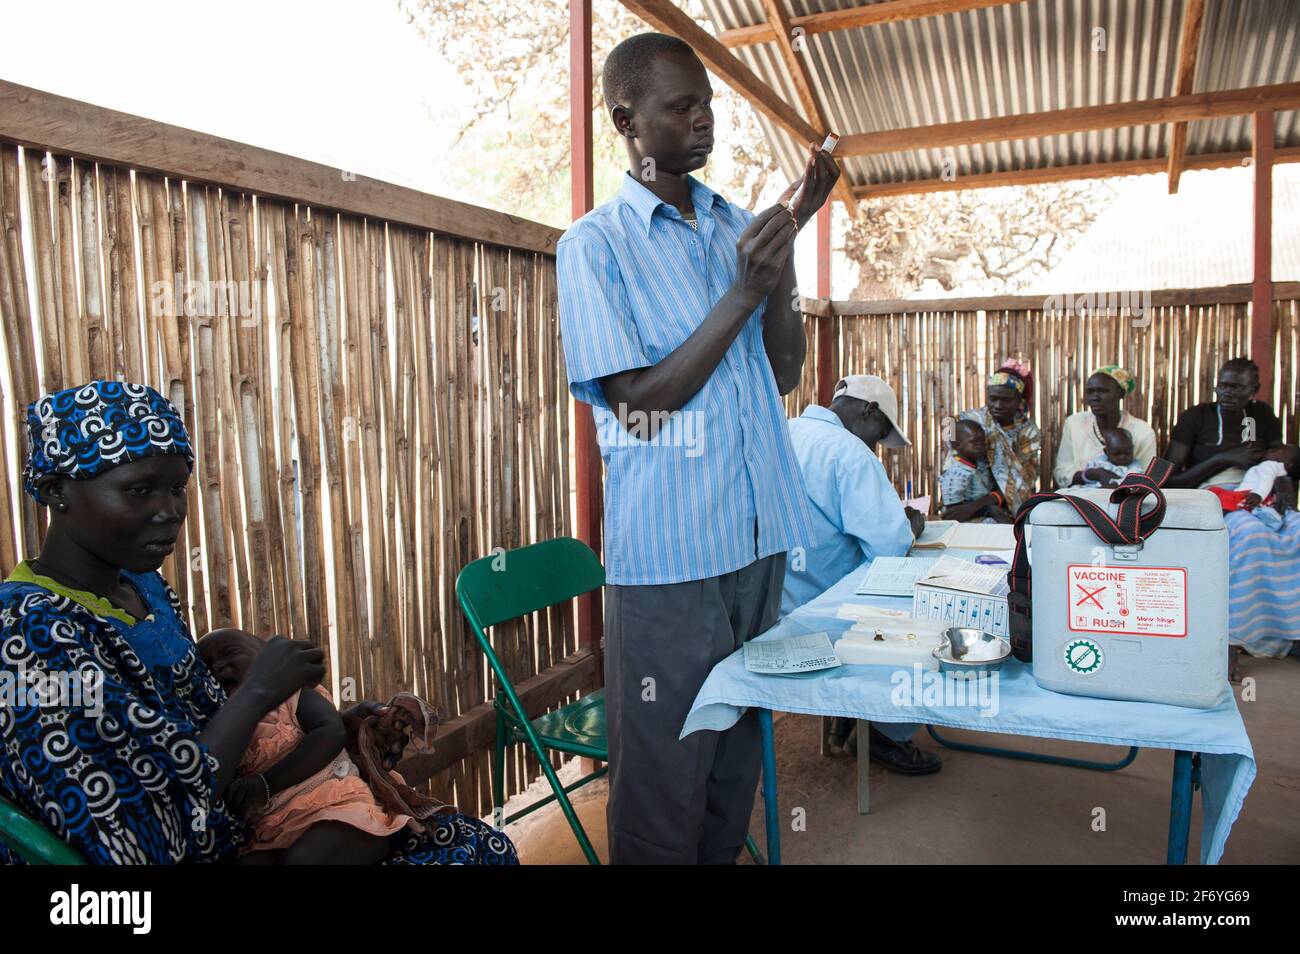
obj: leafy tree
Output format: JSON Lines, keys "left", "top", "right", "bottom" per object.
{"left": 400, "top": 0, "right": 774, "bottom": 227}
{"left": 846, "top": 181, "right": 1114, "bottom": 297}
{"left": 401, "top": 0, "right": 1112, "bottom": 296}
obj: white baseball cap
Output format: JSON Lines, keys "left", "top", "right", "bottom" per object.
{"left": 832, "top": 375, "right": 911, "bottom": 448}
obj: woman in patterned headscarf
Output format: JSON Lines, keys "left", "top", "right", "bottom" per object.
{"left": 1053, "top": 365, "right": 1158, "bottom": 488}
{"left": 954, "top": 360, "right": 1042, "bottom": 513}
{"left": 0, "top": 380, "right": 516, "bottom": 865}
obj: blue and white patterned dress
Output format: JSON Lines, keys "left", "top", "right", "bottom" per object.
{"left": 0, "top": 566, "right": 516, "bottom": 865}
{"left": 1224, "top": 510, "right": 1300, "bottom": 657}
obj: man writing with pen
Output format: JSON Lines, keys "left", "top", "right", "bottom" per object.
{"left": 557, "top": 32, "right": 839, "bottom": 864}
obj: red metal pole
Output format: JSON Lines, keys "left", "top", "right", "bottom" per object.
{"left": 815, "top": 202, "right": 834, "bottom": 407}
{"left": 1251, "top": 110, "right": 1275, "bottom": 402}
{"left": 570, "top": 0, "right": 603, "bottom": 686}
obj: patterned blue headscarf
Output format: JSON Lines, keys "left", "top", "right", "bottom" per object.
{"left": 22, "top": 380, "right": 194, "bottom": 502}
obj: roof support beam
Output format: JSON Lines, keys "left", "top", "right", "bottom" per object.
{"left": 569, "top": 0, "right": 603, "bottom": 700}
{"left": 837, "top": 81, "right": 1300, "bottom": 158}
{"left": 851, "top": 147, "right": 1300, "bottom": 198}
{"left": 1252, "top": 111, "right": 1275, "bottom": 402}
{"left": 719, "top": 0, "right": 1029, "bottom": 49}
{"left": 815, "top": 203, "right": 834, "bottom": 407}
{"left": 1165, "top": 0, "right": 1207, "bottom": 194}
{"left": 757, "top": 0, "right": 859, "bottom": 212}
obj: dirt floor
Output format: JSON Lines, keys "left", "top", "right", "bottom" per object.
{"left": 506, "top": 651, "right": 1300, "bottom": 864}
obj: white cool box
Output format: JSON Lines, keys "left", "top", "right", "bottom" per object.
{"left": 1025, "top": 488, "right": 1229, "bottom": 708}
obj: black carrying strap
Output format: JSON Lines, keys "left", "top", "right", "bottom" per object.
{"left": 1005, "top": 458, "right": 1174, "bottom": 661}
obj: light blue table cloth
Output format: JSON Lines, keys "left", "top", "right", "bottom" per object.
{"left": 682, "top": 561, "right": 1257, "bottom": 864}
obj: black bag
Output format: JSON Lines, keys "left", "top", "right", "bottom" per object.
{"left": 1006, "top": 458, "right": 1175, "bottom": 662}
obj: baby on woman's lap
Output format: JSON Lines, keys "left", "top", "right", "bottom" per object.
{"left": 199, "top": 628, "right": 415, "bottom": 865}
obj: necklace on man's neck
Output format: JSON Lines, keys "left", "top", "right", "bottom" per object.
{"left": 682, "top": 200, "right": 698, "bottom": 230}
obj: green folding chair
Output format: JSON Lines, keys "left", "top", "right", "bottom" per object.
{"left": 0, "top": 795, "right": 86, "bottom": 865}
{"left": 456, "top": 536, "right": 609, "bottom": 864}
{"left": 456, "top": 536, "right": 767, "bottom": 866}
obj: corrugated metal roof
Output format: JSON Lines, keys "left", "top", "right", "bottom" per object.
{"left": 697, "top": 0, "right": 1300, "bottom": 189}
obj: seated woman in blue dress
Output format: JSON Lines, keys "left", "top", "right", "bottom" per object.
{"left": 0, "top": 380, "right": 516, "bottom": 865}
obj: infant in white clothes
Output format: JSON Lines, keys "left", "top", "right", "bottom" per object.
{"left": 1075, "top": 427, "right": 1144, "bottom": 488}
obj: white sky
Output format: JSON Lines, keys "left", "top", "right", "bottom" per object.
{"left": 4, "top": 0, "right": 840, "bottom": 289}
{"left": 4, "top": 0, "right": 469, "bottom": 198}
{"left": 4, "top": 0, "right": 1292, "bottom": 299}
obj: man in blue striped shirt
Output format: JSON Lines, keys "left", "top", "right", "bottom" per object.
{"left": 558, "top": 33, "right": 839, "bottom": 863}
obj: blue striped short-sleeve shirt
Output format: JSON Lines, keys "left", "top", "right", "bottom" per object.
{"left": 558, "top": 172, "right": 815, "bottom": 585}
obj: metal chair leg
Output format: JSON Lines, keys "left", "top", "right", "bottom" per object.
{"left": 512, "top": 720, "right": 600, "bottom": 865}
{"left": 539, "top": 753, "right": 600, "bottom": 865}
{"left": 492, "top": 707, "right": 507, "bottom": 829}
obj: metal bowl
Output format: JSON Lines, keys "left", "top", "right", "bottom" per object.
{"left": 933, "top": 627, "right": 1012, "bottom": 673}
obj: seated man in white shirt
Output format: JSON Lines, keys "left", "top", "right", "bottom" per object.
{"left": 783, "top": 375, "right": 941, "bottom": 775}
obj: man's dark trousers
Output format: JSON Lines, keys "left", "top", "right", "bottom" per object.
{"left": 603, "top": 551, "right": 786, "bottom": 864}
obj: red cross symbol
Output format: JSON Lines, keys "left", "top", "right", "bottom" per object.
{"left": 1075, "top": 584, "right": 1106, "bottom": 610}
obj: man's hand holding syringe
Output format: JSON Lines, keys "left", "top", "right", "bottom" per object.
{"left": 599, "top": 134, "right": 840, "bottom": 420}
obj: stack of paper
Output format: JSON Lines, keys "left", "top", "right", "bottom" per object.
{"left": 911, "top": 520, "right": 958, "bottom": 548}
{"left": 910, "top": 520, "right": 1025, "bottom": 551}
{"left": 918, "top": 555, "right": 1012, "bottom": 597}
{"left": 948, "top": 522, "right": 1020, "bottom": 550}
{"left": 854, "top": 556, "right": 939, "bottom": 597}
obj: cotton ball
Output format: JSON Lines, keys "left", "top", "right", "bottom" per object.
{"left": 964, "top": 638, "right": 1001, "bottom": 661}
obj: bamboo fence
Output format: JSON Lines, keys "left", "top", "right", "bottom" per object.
{"left": 0, "top": 142, "right": 572, "bottom": 816}
{"left": 788, "top": 290, "right": 1298, "bottom": 505}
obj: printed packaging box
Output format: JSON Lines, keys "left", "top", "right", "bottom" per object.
{"left": 912, "top": 555, "right": 1011, "bottom": 637}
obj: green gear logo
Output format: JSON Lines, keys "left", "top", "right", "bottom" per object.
{"left": 1064, "top": 638, "right": 1104, "bottom": 675}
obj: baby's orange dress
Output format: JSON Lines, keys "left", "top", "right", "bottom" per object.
{"left": 237, "top": 686, "right": 413, "bottom": 853}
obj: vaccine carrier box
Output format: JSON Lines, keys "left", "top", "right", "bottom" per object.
{"left": 1026, "top": 488, "right": 1229, "bottom": 708}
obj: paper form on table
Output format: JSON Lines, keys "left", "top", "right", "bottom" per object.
{"left": 743, "top": 632, "right": 841, "bottom": 674}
